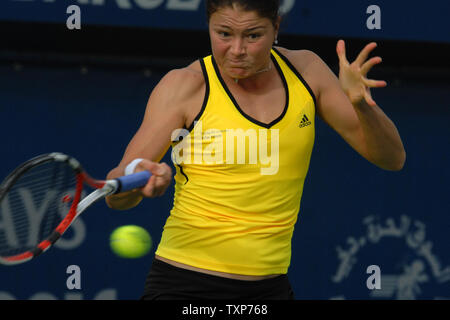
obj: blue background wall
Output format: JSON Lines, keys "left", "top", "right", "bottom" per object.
{"left": 0, "top": 61, "right": 448, "bottom": 300}
{"left": 1, "top": 0, "right": 449, "bottom": 43}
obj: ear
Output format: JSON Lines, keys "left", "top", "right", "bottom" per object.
{"left": 273, "top": 16, "right": 281, "bottom": 43}
{"left": 274, "top": 15, "right": 282, "bottom": 33}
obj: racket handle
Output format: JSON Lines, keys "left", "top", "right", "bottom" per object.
{"left": 115, "top": 171, "right": 152, "bottom": 194}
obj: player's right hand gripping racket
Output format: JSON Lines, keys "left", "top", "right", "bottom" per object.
{"left": 0, "top": 153, "right": 151, "bottom": 265}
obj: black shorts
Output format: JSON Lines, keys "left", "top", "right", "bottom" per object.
{"left": 140, "top": 258, "right": 295, "bottom": 300}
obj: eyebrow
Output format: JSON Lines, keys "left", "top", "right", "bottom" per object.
{"left": 246, "top": 26, "right": 266, "bottom": 32}
{"left": 215, "top": 25, "right": 266, "bottom": 32}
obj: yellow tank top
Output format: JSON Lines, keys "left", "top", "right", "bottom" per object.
{"left": 155, "top": 48, "right": 316, "bottom": 275}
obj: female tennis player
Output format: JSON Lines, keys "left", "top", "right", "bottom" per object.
{"left": 106, "top": 0, "right": 406, "bottom": 300}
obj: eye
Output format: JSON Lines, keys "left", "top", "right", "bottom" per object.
{"left": 248, "top": 33, "right": 261, "bottom": 40}
{"left": 218, "top": 31, "right": 230, "bottom": 38}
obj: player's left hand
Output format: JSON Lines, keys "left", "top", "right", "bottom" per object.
{"left": 336, "top": 40, "right": 387, "bottom": 107}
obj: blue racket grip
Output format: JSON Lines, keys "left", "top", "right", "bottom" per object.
{"left": 114, "top": 171, "right": 152, "bottom": 194}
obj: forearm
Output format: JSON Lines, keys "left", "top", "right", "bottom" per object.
{"left": 105, "top": 166, "right": 144, "bottom": 210}
{"left": 353, "top": 100, "right": 406, "bottom": 171}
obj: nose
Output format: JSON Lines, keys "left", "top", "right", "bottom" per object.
{"left": 230, "top": 37, "right": 246, "bottom": 56}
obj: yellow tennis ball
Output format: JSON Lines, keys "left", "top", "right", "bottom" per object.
{"left": 110, "top": 225, "right": 152, "bottom": 259}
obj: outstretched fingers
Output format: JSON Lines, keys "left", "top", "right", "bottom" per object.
{"left": 361, "top": 56, "right": 383, "bottom": 76}
{"left": 364, "top": 89, "right": 377, "bottom": 107}
{"left": 364, "top": 77, "right": 387, "bottom": 88}
{"left": 355, "top": 42, "right": 378, "bottom": 67}
{"left": 336, "top": 39, "right": 350, "bottom": 66}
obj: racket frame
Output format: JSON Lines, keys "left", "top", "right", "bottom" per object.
{"left": 0, "top": 152, "right": 148, "bottom": 265}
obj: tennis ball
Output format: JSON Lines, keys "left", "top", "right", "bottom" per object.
{"left": 110, "top": 225, "right": 152, "bottom": 259}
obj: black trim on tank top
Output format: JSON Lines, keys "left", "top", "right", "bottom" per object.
{"left": 211, "top": 52, "right": 289, "bottom": 129}
{"left": 271, "top": 47, "right": 317, "bottom": 109}
{"left": 184, "top": 57, "right": 210, "bottom": 132}
{"left": 170, "top": 134, "right": 189, "bottom": 184}
{"left": 177, "top": 164, "right": 189, "bottom": 184}
{"left": 175, "top": 58, "right": 210, "bottom": 185}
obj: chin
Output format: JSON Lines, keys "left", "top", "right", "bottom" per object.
{"left": 227, "top": 68, "right": 248, "bottom": 79}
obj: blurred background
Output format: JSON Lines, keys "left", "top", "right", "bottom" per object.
{"left": 0, "top": 0, "right": 449, "bottom": 300}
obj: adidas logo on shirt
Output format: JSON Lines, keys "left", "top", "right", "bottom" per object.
{"left": 299, "top": 114, "right": 312, "bottom": 128}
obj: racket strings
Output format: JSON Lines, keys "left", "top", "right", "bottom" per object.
{"left": 0, "top": 160, "right": 78, "bottom": 258}
{"left": 4, "top": 174, "right": 77, "bottom": 211}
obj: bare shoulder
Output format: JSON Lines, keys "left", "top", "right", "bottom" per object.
{"left": 274, "top": 47, "right": 331, "bottom": 97}
{"left": 158, "top": 60, "right": 205, "bottom": 101}
{"left": 275, "top": 47, "right": 321, "bottom": 66}
{"left": 150, "top": 60, "right": 206, "bottom": 127}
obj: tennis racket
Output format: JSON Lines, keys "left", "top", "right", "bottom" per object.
{"left": 0, "top": 152, "right": 151, "bottom": 265}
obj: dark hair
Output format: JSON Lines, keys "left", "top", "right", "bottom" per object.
{"left": 206, "top": 0, "right": 280, "bottom": 27}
